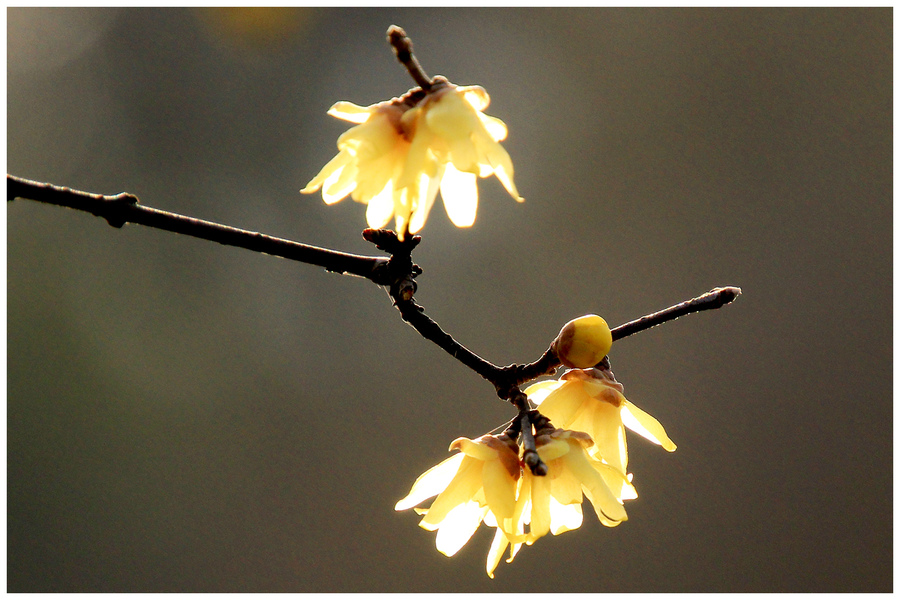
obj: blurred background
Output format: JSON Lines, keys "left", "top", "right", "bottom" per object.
{"left": 7, "top": 8, "right": 891, "bottom": 592}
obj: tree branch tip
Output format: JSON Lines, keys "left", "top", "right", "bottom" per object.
{"left": 708, "top": 285, "right": 742, "bottom": 307}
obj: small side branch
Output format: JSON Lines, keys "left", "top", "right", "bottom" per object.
{"left": 387, "top": 25, "right": 433, "bottom": 91}
{"left": 7, "top": 174, "right": 390, "bottom": 282}
{"left": 610, "top": 286, "right": 742, "bottom": 341}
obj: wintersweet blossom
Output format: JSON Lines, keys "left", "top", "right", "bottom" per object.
{"left": 394, "top": 432, "right": 521, "bottom": 558}
{"left": 302, "top": 80, "right": 522, "bottom": 238}
{"left": 526, "top": 368, "right": 677, "bottom": 484}
{"left": 486, "top": 428, "right": 635, "bottom": 578}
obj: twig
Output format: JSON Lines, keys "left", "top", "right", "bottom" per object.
{"left": 387, "top": 25, "right": 433, "bottom": 91}
{"left": 7, "top": 174, "right": 390, "bottom": 282}
{"left": 610, "top": 286, "right": 743, "bottom": 341}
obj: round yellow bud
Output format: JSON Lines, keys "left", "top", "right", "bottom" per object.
{"left": 552, "top": 314, "right": 613, "bottom": 369}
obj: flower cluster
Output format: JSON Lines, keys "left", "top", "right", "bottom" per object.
{"left": 309, "top": 30, "right": 686, "bottom": 580}
{"left": 302, "top": 79, "right": 522, "bottom": 239}
{"left": 395, "top": 421, "right": 638, "bottom": 578}
{"left": 395, "top": 314, "right": 676, "bottom": 577}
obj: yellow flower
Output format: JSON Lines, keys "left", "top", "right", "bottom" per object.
{"left": 526, "top": 368, "right": 676, "bottom": 486}
{"left": 485, "top": 428, "right": 635, "bottom": 578}
{"left": 302, "top": 80, "right": 522, "bottom": 238}
{"left": 394, "top": 433, "right": 521, "bottom": 558}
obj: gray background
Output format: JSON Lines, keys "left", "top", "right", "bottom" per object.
{"left": 7, "top": 7, "right": 891, "bottom": 592}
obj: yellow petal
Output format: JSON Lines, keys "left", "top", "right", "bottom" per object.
{"left": 396, "top": 117, "right": 434, "bottom": 191}
{"left": 419, "top": 456, "right": 482, "bottom": 528}
{"left": 365, "top": 182, "right": 395, "bottom": 229}
{"left": 458, "top": 85, "right": 490, "bottom": 112}
{"left": 484, "top": 144, "right": 522, "bottom": 201}
{"left": 536, "top": 438, "right": 571, "bottom": 463}
{"left": 482, "top": 459, "right": 518, "bottom": 532}
{"left": 327, "top": 100, "right": 375, "bottom": 124}
{"left": 595, "top": 460, "right": 638, "bottom": 501}
{"left": 392, "top": 185, "right": 412, "bottom": 240}
{"left": 434, "top": 501, "right": 488, "bottom": 557}
{"left": 547, "top": 458, "right": 584, "bottom": 505}
{"left": 408, "top": 170, "right": 441, "bottom": 234}
{"left": 570, "top": 394, "right": 627, "bottom": 474}
{"left": 477, "top": 112, "right": 507, "bottom": 142}
{"left": 486, "top": 527, "right": 509, "bottom": 579}
{"left": 622, "top": 401, "right": 677, "bottom": 451}
{"left": 548, "top": 497, "right": 584, "bottom": 535}
{"left": 534, "top": 380, "right": 588, "bottom": 430}
{"left": 564, "top": 446, "right": 628, "bottom": 527}
{"left": 524, "top": 379, "right": 562, "bottom": 404}
{"left": 301, "top": 149, "right": 353, "bottom": 195}
{"left": 528, "top": 470, "right": 552, "bottom": 542}
{"left": 323, "top": 157, "right": 360, "bottom": 202}
{"left": 439, "top": 163, "right": 478, "bottom": 228}
{"left": 395, "top": 452, "right": 465, "bottom": 511}
{"left": 450, "top": 437, "right": 499, "bottom": 461}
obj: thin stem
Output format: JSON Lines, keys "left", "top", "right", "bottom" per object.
{"left": 610, "top": 286, "right": 742, "bottom": 341}
{"left": 519, "top": 411, "right": 548, "bottom": 476}
{"left": 387, "top": 25, "right": 433, "bottom": 91}
{"left": 7, "top": 175, "right": 390, "bottom": 282}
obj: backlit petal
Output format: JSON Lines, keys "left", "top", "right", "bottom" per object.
{"left": 478, "top": 112, "right": 508, "bottom": 142}
{"left": 458, "top": 85, "right": 490, "bottom": 111}
{"left": 564, "top": 448, "right": 628, "bottom": 527}
{"left": 420, "top": 456, "right": 483, "bottom": 528}
{"left": 365, "top": 182, "right": 395, "bottom": 229}
{"left": 434, "top": 501, "right": 488, "bottom": 557}
{"left": 622, "top": 401, "right": 677, "bottom": 451}
{"left": 549, "top": 498, "right": 584, "bottom": 535}
{"left": 327, "top": 100, "right": 375, "bottom": 124}
{"left": 529, "top": 471, "right": 552, "bottom": 542}
{"left": 301, "top": 149, "right": 353, "bottom": 195}
{"left": 395, "top": 452, "right": 465, "bottom": 511}
{"left": 440, "top": 163, "right": 478, "bottom": 228}
{"left": 481, "top": 458, "right": 517, "bottom": 532}
{"left": 451, "top": 437, "right": 499, "bottom": 461}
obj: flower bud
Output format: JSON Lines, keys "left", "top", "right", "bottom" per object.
{"left": 552, "top": 314, "right": 612, "bottom": 368}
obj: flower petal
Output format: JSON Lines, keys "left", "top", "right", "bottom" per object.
{"left": 595, "top": 460, "right": 638, "bottom": 501}
{"left": 482, "top": 143, "right": 522, "bottom": 201}
{"left": 419, "top": 456, "right": 483, "bottom": 528}
{"left": 528, "top": 470, "right": 552, "bottom": 542}
{"left": 440, "top": 163, "right": 479, "bottom": 228}
{"left": 524, "top": 379, "right": 563, "bottom": 405}
{"left": 450, "top": 437, "right": 500, "bottom": 461}
{"left": 622, "top": 401, "right": 677, "bottom": 451}
{"left": 458, "top": 85, "right": 490, "bottom": 112}
{"left": 301, "top": 149, "right": 353, "bottom": 196}
{"left": 409, "top": 169, "right": 442, "bottom": 234}
{"left": 486, "top": 527, "right": 509, "bottom": 579}
{"left": 481, "top": 457, "right": 517, "bottom": 533}
{"left": 564, "top": 445, "right": 628, "bottom": 527}
{"left": 478, "top": 112, "right": 508, "bottom": 142}
{"left": 548, "top": 458, "right": 584, "bottom": 505}
{"left": 395, "top": 452, "right": 465, "bottom": 511}
{"left": 534, "top": 380, "right": 588, "bottom": 430}
{"left": 549, "top": 497, "right": 584, "bottom": 535}
{"left": 434, "top": 501, "right": 488, "bottom": 557}
{"left": 365, "top": 181, "right": 395, "bottom": 229}
{"left": 327, "top": 100, "right": 375, "bottom": 124}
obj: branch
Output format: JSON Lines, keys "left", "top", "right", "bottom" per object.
{"left": 364, "top": 230, "right": 741, "bottom": 407}
{"left": 7, "top": 174, "right": 390, "bottom": 282}
{"left": 9, "top": 174, "right": 742, "bottom": 412}
{"left": 387, "top": 25, "right": 434, "bottom": 91}
{"left": 610, "top": 286, "right": 742, "bottom": 341}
